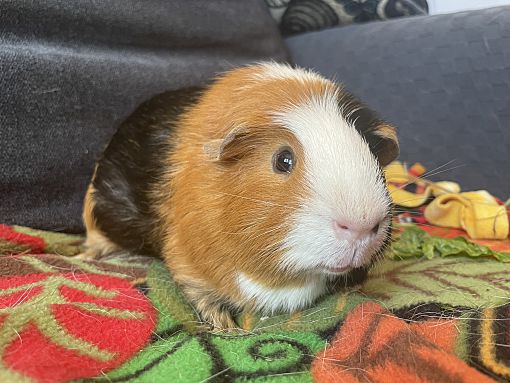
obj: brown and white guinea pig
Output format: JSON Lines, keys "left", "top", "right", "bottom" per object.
{"left": 82, "top": 62, "right": 399, "bottom": 330}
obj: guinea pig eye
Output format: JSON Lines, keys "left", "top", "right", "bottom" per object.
{"left": 273, "top": 147, "right": 294, "bottom": 174}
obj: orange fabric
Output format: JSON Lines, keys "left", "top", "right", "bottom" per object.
{"left": 312, "top": 302, "right": 497, "bottom": 383}
{"left": 414, "top": 346, "right": 495, "bottom": 383}
{"left": 409, "top": 162, "right": 427, "bottom": 177}
{"left": 414, "top": 319, "right": 458, "bottom": 353}
{"left": 369, "top": 361, "right": 430, "bottom": 383}
{"left": 368, "top": 312, "right": 407, "bottom": 358}
{"left": 326, "top": 302, "right": 377, "bottom": 360}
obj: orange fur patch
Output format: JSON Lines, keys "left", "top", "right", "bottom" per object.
{"left": 82, "top": 183, "right": 97, "bottom": 232}
{"left": 82, "top": 174, "right": 120, "bottom": 258}
{"left": 376, "top": 124, "right": 398, "bottom": 144}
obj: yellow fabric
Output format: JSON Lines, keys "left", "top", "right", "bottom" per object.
{"left": 384, "top": 161, "right": 410, "bottom": 184}
{"left": 387, "top": 184, "right": 430, "bottom": 208}
{"left": 385, "top": 162, "right": 429, "bottom": 208}
{"left": 385, "top": 161, "right": 509, "bottom": 240}
{"left": 430, "top": 181, "right": 461, "bottom": 196}
{"left": 425, "top": 191, "right": 508, "bottom": 240}
{"left": 385, "top": 161, "right": 460, "bottom": 208}
{"left": 424, "top": 193, "right": 466, "bottom": 228}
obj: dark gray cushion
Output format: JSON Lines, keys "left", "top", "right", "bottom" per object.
{"left": 286, "top": 6, "right": 510, "bottom": 199}
{"left": 0, "top": 0, "right": 288, "bottom": 232}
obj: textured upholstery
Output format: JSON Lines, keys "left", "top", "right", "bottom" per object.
{"left": 0, "top": 0, "right": 288, "bottom": 232}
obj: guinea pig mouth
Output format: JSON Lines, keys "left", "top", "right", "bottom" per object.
{"left": 321, "top": 234, "right": 390, "bottom": 278}
{"left": 327, "top": 266, "right": 370, "bottom": 290}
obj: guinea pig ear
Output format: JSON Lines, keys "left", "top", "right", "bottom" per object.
{"left": 203, "top": 127, "right": 250, "bottom": 161}
{"left": 340, "top": 92, "right": 399, "bottom": 167}
{"left": 363, "top": 123, "right": 400, "bottom": 167}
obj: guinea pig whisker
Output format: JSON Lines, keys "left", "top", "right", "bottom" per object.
{"left": 257, "top": 243, "right": 287, "bottom": 266}
{"left": 215, "top": 192, "right": 299, "bottom": 211}
{"left": 392, "top": 159, "right": 458, "bottom": 181}
{"left": 387, "top": 182, "right": 414, "bottom": 194}
{"left": 247, "top": 231, "right": 285, "bottom": 246}
{"left": 390, "top": 187, "right": 501, "bottom": 208}
{"left": 219, "top": 226, "right": 285, "bottom": 247}
{"left": 386, "top": 160, "right": 464, "bottom": 195}
{"left": 389, "top": 169, "right": 465, "bottom": 201}
{"left": 257, "top": 240, "right": 285, "bottom": 257}
{"left": 391, "top": 209, "right": 425, "bottom": 214}
{"left": 394, "top": 222, "right": 444, "bottom": 229}
{"left": 391, "top": 213, "right": 424, "bottom": 218}
{"left": 370, "top": 136, "right": 389, "bottom": 152}
{"left": 388, "top": 195, "right": 434, "bottom": 205}
{"left": 419, "top": 159, "right": 459, "bottom": 179}
{"left": 220, "top": 218, "right": 274, "bottom": 235}
{"left": 420, "top": 164, "right": 466, "bottom": 179}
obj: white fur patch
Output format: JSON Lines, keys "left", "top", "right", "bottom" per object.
{"left": 273, "top": 86, "right": 391, "bottom": 273}
{"left": 252, "top": 62, "right": 327, "bottom": 84}
{"left": 237, "top": 272, "right": 327, "bottom": 314}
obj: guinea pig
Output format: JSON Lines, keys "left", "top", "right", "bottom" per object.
{"left": 82, "top": 62, "right": 399, "bottom": 330}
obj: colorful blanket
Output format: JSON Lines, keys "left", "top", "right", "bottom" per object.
{"left": 1, "top": 222, "right": 510, "bottom": 383}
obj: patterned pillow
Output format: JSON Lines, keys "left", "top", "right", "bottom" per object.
{"left": 266, "top": 0, "right": 429, "bottom": 36}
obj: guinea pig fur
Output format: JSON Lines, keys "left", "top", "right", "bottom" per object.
{"left": 82, "top": 62, "right": 399, "bottom": 330}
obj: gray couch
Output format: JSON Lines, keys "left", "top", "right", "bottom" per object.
{"left": 1, "top": 2, "right": 509, "bottom": 233}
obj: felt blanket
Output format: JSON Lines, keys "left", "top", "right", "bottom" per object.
{"left": 1, "top": 223, "right": 510, "bottom": 383}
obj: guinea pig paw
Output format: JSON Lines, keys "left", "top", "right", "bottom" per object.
{"left": 193, "top": 322, "right": 245, "bottom": 335}
{"left": 193, "top": 322, "right": 214, "bottom": 334}
{"left": 74, "top": 249, "right": 100, "bottom": 260}
{"left": 203, "top": 310, "right": 241, "bottom": 334}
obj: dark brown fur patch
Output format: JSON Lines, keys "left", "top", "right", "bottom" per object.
{"left": 87, "top": 87, "right": 204, "bottom": 256}
{"left": 337, "top": 91, "right": 399, "bottom": 166}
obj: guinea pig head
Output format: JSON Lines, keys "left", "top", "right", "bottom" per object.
{"left": 167, "top": 63, "right": 398, "bottom": 312}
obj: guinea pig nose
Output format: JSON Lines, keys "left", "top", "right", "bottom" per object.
{"left": 335, "top": 221, "right": 350, "bottom": 231}
{"left": 333, "top": 220, "right": 380, "bottom": 241}
{"left": 333, "top": 220, "right": 359, "bottom": 241}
